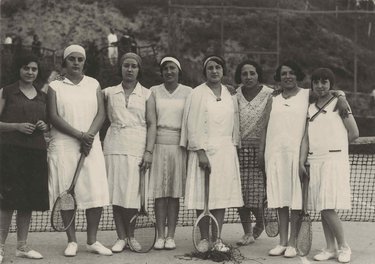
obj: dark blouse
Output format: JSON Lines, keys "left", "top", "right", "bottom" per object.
{"left": 0, "top": 82, "right": 47, "bottom": 149}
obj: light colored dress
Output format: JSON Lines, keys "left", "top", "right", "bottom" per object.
{"left": 237, "top": 85, "right": 273, "bottom": 208}
{"left": 48, "top": 76, "right": 109, "bottom": 210}
{"left": 307, "top": 98, "right": 351, "bottom": 211}
{"left": 182, "top": 83, "right": 243, "bottom": 210}
{"left": 149, "top": 84, "right": 192, "bottom": 198}
{"left": 103, "top": 83, "right": 151, "bottom": 209}
{"left": 265, "top": 88, "right": 309, "bottom": 209}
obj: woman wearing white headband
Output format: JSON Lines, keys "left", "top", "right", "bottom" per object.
{"left": 148, "top": 56, "right": 192, "bottom": 250}
{"left": 102, "top": 52, "right": 156, "bottom": 253}
{"left": 180, "top": 55, "right": 243, "bottom": 252}
{"left": 47, "top": 44, "right": 112, "bottom": 257}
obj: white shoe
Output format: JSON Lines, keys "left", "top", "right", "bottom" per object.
{"left": 284, "top": 246, "right": 297, "bottom": 258}
{"left": 129, "top": 238, "right": 142, "bottom": 251}
{"left": 196, "top": 239, "right": 209, "bottom": 253}
{"left": 164, "top": 237, "right": 176, "bottom": 250}
{"left": 64, "top": 242, "right": 78, "bottom": 257}
{"left": 268, "top": 245, "right": 287, "bottom": 256}
{"left": 154, "top": 238, "right": 165, "bottom": 250}
{"left": 212, "top": 239, "right": 229, "bottom": 252}
{"left": 111, "top": 239, "right": 127, "bottom": 253}
{"left": 86, "top": 241, "right": 112, "bottom": 256}
{"left": 15, "top": 246, "right": 43, "bottom": 259}
{"left": 314, "top": 249, "right": 337, "bottom": 261}
{"left": 236, "top": 233, "right": 255, "bottom": 246}
{"left": 338, "top": 246, "right": 351, "bottom": 263}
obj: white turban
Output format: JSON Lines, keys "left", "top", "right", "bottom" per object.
{"left": 63, "top": 44, "right": 86, "bottom": 60}
{"left": 160, "top": 56, "right": 182, "bottom": 71}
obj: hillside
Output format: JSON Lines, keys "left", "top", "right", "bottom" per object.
{"left": 1, "top": 0, "right": 374, "bottom": 91}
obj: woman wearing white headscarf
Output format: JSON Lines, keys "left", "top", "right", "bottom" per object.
{"left": 148, "top": 56, "right": 192, "bottom": 250}
{"left": 48, "top": 44, "right": 112, "bottom": 257}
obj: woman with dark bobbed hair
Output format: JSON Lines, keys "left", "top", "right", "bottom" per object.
{"left": 300, "top": 68, "right": 358, "bottom": 263}
{"left": 148, "top": 56, "right": 192, "bottom": 250}
{"left": 234, "top": 60, "right": 273, "bottom": 246}
{"left": 48, "top": 44, "right": 111, "bottom": 257}
{"left": 181, "top": 55, "right": 243, "bottom": 253}
{"left": 0, "top": 54, "right": 48, "bottom": 262}
{"left": 261, "top": 61, "right": 350, "bottom": 258}
{"left": 102, "top": 52, "right": 156, "bottom": 253}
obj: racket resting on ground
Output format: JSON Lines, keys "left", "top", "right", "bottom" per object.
{"left": 262, "top": 183, "right": 279, "bottom": 237}
{"left": 296, "top": 164, "right": 312, "bottom": 256}
{"left": 50, "top": 154, "right": 85, "bottom": 231}
{"left": 128, "top": 167, "right": 156, "bottom": 253}
{"left": 193, "top": 168, "right": 223, "bottom": 252}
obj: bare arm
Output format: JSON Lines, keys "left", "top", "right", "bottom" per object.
{"left": 342, "top": 114, "right": 359, "bottom": 143}
{"left": 258, "top": 96, "right": 273, "bottom": 172}
{"left": 140, "top": 93, "right": 157, "bottom": 170}
{"left": 299, "top": 120, "right": 310, "bottom": 182}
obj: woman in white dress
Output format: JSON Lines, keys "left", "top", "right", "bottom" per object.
{"left": 180, "top": 55, "right": 243, "bottom": 252}
{"left": 102, "top": 53, "right": 156, "bottom": 253}
{"left": 48, "top": 45, "right": 112, "bottom": 257}
{"left": 234, "top": 60, "right": 273, "bottom": 246}
{"left": 261, "top": 61, "right": 351, "bottom": 258}
{"left": 149, "top": 56, "right": 192, "bottom": 250}
{"left": 300, "top": 68, "right": 358, "bottom": 263}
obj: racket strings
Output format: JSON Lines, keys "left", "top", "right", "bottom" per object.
{"left": 51, "top": 194, "right": 76, "bottom": 231}
{"left": 296, "top": 217, "right": 312, "bottom": 256}
{"left": 131, "top": 214, "right": 156, "bottom": 253}
{"left": 263, "top": 207, "right": 279, "bottom": 237}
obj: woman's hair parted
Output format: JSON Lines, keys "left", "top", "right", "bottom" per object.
{"left": 234, "top": 60, "right": 263, "bottom": 84}
{"left": 274, "top": 60, "right": 305, "bottom": 82}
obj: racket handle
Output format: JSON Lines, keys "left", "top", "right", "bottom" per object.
{"left": 204, "top": 168, "right": 210, "bottom": 213}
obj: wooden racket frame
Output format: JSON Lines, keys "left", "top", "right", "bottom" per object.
{"left": 50, "top": 154, "right": 85, "bottom": 231}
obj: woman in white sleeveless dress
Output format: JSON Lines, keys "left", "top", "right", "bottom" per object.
{"left": 48, "top": 45, "right": 111, "bottom": 257}
{"left": 103, "top": 53, "right": 155, "bottom": 253}
{"left": 234, "top": 60, "right": 273, "bottom": 245}
{"left": 300, "top": 68, "right": 358, "bottom": 263}
{"left": 148, "top": 56, "right": 192, "bottom": 250}
{"left": 181, "top": 55, "right": 243, "bottom": 252}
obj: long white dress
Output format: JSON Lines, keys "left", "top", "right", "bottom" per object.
{"left": 148, "top": 84, "right": 192, "bottom": 198}
{"left": 265, "top": 88, "right": 309, "bottom": 209}
{"left": 307, "top": 98, "right": 351, "bottom": 211}
{"left": 103, "top": 83, "right": 151, "bottom": 209}
{"left": 48, "top": 76, "right": 109, "bottom": 210}
{"left": 184, "top": 84, "right": 243, "bottom": 209}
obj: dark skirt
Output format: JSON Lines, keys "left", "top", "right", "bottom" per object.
{"left": 238, "top": 141, "right": 265, "bottom": 208}
{"left": 0, "top": 144, "right": 49, "bottom": 211}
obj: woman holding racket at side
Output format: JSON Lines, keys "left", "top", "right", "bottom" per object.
{"left": 234, "top": 60, "right": 273, "bottom": 245}
{"left": 148, "top": 56, "right": 192, "bottom": 250}
{"left": 260, "top": 61, "right": 350, "bottom": 258}
{"left": 180, "top": 55, "right": 243, "bottom": 253}
{"left": 0, "top": 54, "right": 48, "bottom": 263}
{"left": 48, "top": 45, "right": 112, "bottom": 257}
{"left": 102, "top": 53, "right": 156, "bottom": 253}
{"left": 299, "top": 68, "right": 358, "bottom": 263}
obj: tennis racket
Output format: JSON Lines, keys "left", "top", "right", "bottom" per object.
{"left": 50, "top": 154, "right": 85, "bottom": 232}
{"left": 296, "top": 164, "right": 312, "bottom": 256}
{"left": 262, "top": 182, "right": 279, "bottom": 237}
{"left": 128, "top": 167, "right": 156, "bottom": 253}
{"left": 192, "top": 168, "right": 221, "bottom": 252}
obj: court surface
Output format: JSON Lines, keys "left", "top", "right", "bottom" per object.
{"left": 2, "top": 221, "right": 374, "bottom": 264}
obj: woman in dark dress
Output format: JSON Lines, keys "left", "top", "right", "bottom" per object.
{"left": 0, "top": 54, "right": 49, "bottom": 263}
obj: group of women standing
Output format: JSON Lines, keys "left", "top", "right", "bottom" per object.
{"left": 0, "top": 43, "right": 358, "bottom": 264}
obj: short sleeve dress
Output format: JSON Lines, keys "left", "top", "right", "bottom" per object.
{"left": 103, "top": 82, "right": 151, "bottom": 209}
{"left": 48, "top": 76, "right": 109, "bottom": 210}
{"left": 237, "top": 85, "right": 273, "bottom": 208}
{"left": 307, "top": 98, "right": 351, "bottom": 211}
{"left": 148, "top": 83, "right": 192, "bottom": 199}
{"left": 265, "top": 88, "right": 309, "bottom": 209}
{"left": 0, "top": 82, "right": 49, "bottom": 211}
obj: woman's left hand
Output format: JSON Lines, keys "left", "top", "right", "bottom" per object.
{"left": 140, "top": 151, "right": 152, "bottom": 171}
{"left": 36, "top": 120, "right": 48, "bottom": 131}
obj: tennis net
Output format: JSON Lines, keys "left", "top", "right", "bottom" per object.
{"left": 9, "top": 137, "right": 375, "bottom": 232}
